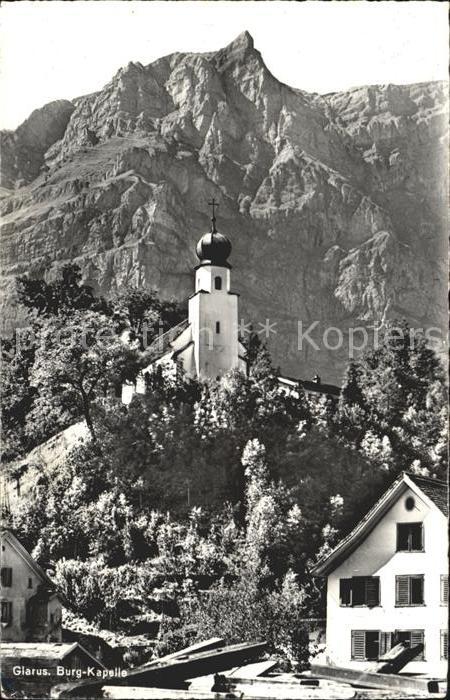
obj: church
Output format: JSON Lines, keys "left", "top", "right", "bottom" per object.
{"left": 122, "top": 201, "right": 339, "bottom": 404}
{"left": 122, "top": 202, "right": 247, "bottom": 404}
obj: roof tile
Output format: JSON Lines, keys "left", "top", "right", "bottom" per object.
{"left": 407, "top": 473, "right": 448, "bottom": 517}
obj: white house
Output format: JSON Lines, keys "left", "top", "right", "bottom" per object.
{"left": 1, "top": 529, "right": 63, "bottom": 643}
{"left": 311, "top": 472, "right": 448, "bottom": 677}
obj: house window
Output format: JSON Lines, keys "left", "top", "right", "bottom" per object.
{"left": 351, "top": 630, "right": 380, "bottom": 661}
{"left": 394, "top": 630, "right": 425, "bottom": 661}
{"left": 1, "top": 601, "right": 12, "bottom": 626}
{"left": 397, "top": 523, "right": 423, "bottom": 551}
{"left": 214, "top": 276, "right": 222, "bottom": 290}
{"left": 340, "top": 577, "right": 380, "bottom": 607}
{"left": 441, "top": 630, "right": 448, "bottom": 660}
{"left": 441, "top": 575, "right": 448, "bottom": 605}
{"left": 28, "top": 578, "right": 33, "bottom": 589}
{"left": 216, "top": 321, "right": 220, "bottom": 334}
{"left": 395, "top": 575, "right": 424, "bottom": 606}
{"left": 1, "top": 567, "right": 12, "bottom": 587}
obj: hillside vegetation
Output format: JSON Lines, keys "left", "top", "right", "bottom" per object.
{"left": 2, "top": 264, "right": 446, "bottom": 666}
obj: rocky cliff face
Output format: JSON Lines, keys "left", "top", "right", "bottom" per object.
{"left": 0, "top": 100, "right": 75, "bottom": 189}
{"left": 1, "top": 32, "right": 447, "bottom": 382}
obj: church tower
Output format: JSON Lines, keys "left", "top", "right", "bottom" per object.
{"left": 188, "top": 200, "right": 240, "bottom": 379}
{"left": 121, "top": 201, "right": 245, "bottom": 404}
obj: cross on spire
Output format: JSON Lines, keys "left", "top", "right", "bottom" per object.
{"left": 208, "top": 198, "right": 219, "bottom": 233}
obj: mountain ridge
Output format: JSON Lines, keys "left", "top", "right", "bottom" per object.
{"left": 0, "top": 31, "right": 447, "bottom": 382}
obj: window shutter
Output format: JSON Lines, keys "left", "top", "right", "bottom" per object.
{"left": 410, "top": 575, "right": 424, "bottom": 604}
{"left": 351, "top": 630, "right": 365, "bottom": 660}
{"left": 441, "top": 575, "right": 448, "bottom": 605}
{"left": 340, "top": 578, "right": 352, "bottom": 606}
{"left": 410, "top": 630, "right": 424, "bottom": 661}
{"left": 410, "top": 630, "right": 424, "bottom": 646}
{"left": 396, "top": 576, "right": 410, "bottom": 605}
{"left": 366, "top": 577, "right": 380, "bottom": 607}
{"left": 441, "top": 630, "right": 448, "bottom": 661}
{"left": 379, "top": 632, "right": 393, "bottom": 656}
{"left": 1, "top": 601, "right": 12, "bottom": 625}
{"left": 1, "top": 567, "right": 12, "bottom": 587}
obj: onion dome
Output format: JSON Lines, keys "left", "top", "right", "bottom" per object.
{"left": 196, "top": 230, "right": 232, "bottom": 265}
{"left": 196, "top": 200, "right": 232, "bottom": 265}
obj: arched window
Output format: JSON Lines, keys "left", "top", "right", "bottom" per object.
{"left": 216, "top": 321, "right": 221, "bottom": 334}
{"left": 214, "top": 276, "right": 222, "bottom": 290}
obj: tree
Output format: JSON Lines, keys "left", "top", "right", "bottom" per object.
{"left": 5, "top": 265, "right": 116, "bottom": 449}
{"left": 9, "top": 481, "right": 49, "bottom": 553}
{"left": 162, "top": 568, "right": 310, "bottom": 670}
{"left": 54, "top": 558, "right": 160, "bottom": 630}
{"left": 32, "top": 476, "right": 90, "bottom": 562}
{"left": 16, "top": 263, "right": 108, "bottom": 317}
{"left": 86, "top": 490, "right": 154, "bottom": 566}
{"left": 1, "top": 330, "right": 37, "bottom": 459}
{"left": 242, "top": 439, "right": 310, "bottom": 588}
{"left": 111, "top": 288, "right": 186, "bottom": 351}
{"left": 335, "top": 362, "right": 369, "bottom": 444}
{"left": 28, "top": 311, "right": 140, "bottom": 439}
{"left": 83, "top": 368, "right": 212, "bottom": 512}
{"left": 335, "top": 320, "right": 446, "bottom": 475}
{"left": 9, "top": 269, "right": 187, "bottom": 451}
{"left": 242, "top": 330, "right": 276, "bottom": 381}
{"left": 196, "top": 368, "right": 311, "bottom": 495}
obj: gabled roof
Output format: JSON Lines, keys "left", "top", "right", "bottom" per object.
{"left": 1, "top": 528, "right": 67, "bottom": 603}
{"left": 278, "top": 375, "right": 340, "bottom": 398}
{"left": 408, "top": 473, "right": 448, "bottom": 517}
{"left": 1, "top": 642, "right": 105, "bottom": 668}
{"left": 172, "top": 339, "right": 194, "bottom": 360}
{"left": 311, "top": 472, "right": 448, "bottom": 576}
{"left": 301, "top": 378, "right": 340, "bottom": 397}
{"left": 144, "top": 318, "right": 190, "bottom": 363}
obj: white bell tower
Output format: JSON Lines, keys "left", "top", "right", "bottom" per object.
{"left": 188, "top": 200, "right": 240, "bottom": 379}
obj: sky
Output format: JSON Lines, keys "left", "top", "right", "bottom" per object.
{"left": 0, "top": 1, "right": 448, "bottom": 130}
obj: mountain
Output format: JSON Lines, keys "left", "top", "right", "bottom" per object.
{"left": 0, "top": 31, "right": 447, "bottom": 383}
